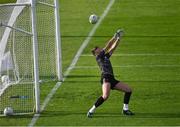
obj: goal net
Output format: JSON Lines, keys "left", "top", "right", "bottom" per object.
{"left": 0, "top": 0, "right": 62, "bottom": 115}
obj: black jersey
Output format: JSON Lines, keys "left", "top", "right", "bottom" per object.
{"left": 96, "top": 50, "right": 114, "bottom": 76}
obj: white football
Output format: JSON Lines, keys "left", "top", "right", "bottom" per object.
{"left": 1, "top": 75, "right": 9, "bottom": 84}
{"left": 89, "top": 14, "right": 98, "bottom": 24}
{"left": 4, "top": 107, "right": 13, "bottom": 116}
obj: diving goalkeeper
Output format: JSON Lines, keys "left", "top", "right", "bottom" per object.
{"left": 87, "top": 29, "right": 134, "bottom": 118}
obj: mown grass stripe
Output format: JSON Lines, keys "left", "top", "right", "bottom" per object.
{"left": 74, "top": 65, "right": 180, "bottom": 69}
{"left": 81, "top": 54, "right": 180, "bottom": 57}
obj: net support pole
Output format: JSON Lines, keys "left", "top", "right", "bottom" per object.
{"left": 31, "top": 0, "right": 40, "bottom": 113}
{"left": 54, "top": 0, "right": 63, "bottom": 81}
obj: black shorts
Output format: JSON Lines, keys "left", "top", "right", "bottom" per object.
{"left": 100, "top": 74, "right": 119, "bottom": 89}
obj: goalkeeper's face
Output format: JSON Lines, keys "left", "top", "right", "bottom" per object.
{"left": 95, "top": 47, "right": 102, "bottom": 55}
{"left": 91, "top": 47, "right": 102, "bottom": 56}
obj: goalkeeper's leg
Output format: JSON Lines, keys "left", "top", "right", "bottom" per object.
{"left": 87, "top": 82, "right": 111, "bottom": 118}
{"left": 113, "top": 82, "right": 135, "bottom": 115}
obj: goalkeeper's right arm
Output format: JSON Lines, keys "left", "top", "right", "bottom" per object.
{"left": 104, "top": 38, "right": 120, "bottom": 54}
{"left": 104, "top": 29, "right": 123, "bottom": 54}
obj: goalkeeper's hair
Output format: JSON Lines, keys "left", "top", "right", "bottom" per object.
{"left": 91, "top": 46, "right": 99, "bottom": 56}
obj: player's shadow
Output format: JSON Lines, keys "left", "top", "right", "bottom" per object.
{"left": 135, "top": 112, "right": 180, "bottom": 118}
{"left": 66, "top": 75, "right": 99, "bottom": 78}
{"left": 39, "top": 111, "right": 85, "bottom": 117}
{"left": 38, "top": 111, "right": 180, "bottom": 119}
{"left": 94, "top": 112, "right": 124, "bottom": 118}
{"left": 0, "top": 114, "right": 34, "bottom": 119}
{"left": 122, "top": 80, "right": 180, "bottom": 83}
{"left": 66, "top": 74, "right": 121, "bottom": 78}
{"left": 90, "top": 112, "right": 180, "bottom": 118}
{"left": 65, "top": 75, "right": 100, "bottom": 83}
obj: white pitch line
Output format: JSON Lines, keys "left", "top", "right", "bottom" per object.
{"left": 74, "top": 65, "right": 180, "bottom": 69}
{"left": 28, "top": 0, "right": 115, "bottom": 126}
{"left": 81, "top": 54, "right": 180, "bottom": 57}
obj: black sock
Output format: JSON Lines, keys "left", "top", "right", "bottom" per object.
{"left": 95, "top": 96, "right": 104, "bottom": 108}
{"left": 124, "top": 92, "right": 132, "bottom": 104}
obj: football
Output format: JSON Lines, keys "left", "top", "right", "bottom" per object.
{"left": 4, "top": 107, "right": 13, "bottom": 116}
{"left": 89, "top": 14, "right": 98, "bottom": 24}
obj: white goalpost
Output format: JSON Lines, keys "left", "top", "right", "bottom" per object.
{"left": 0, "top": 0, "right": 62, "bottom": 115}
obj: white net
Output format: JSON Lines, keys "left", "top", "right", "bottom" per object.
{"left": 0, "top": 0, "right": 34, "bottom": 115}
{"left": 36, "top": 0, "right": 58, "bottom": 81}
{"left": 0, "top": 0, "right": 61, "bottom": 115}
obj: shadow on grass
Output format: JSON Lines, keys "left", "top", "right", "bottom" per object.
{"left": 0, "top": 114, "right": 34, "bottom": 119}
{"left": 39, "top": 110, "right": 85, "bottom": 117}
{"left": 38, "top": 111, "right": 124, "bottom": 118}
{"left": 94, "top": 112, "right": 180, "bottom": 118}
{"left": 123, "top": 80, "right": 180, "bottom": 83}
{"left": 66, "top": 75, "right": 100, "bottom": 78}
{"left": 135, "top": 112, "right": 180, "bottom": 118}
{"left": 38, "top": 111, "right": 180, "bottom": 119}
{"left": 65, "top": 74, "right": 180, "bottom": 83}
{"left": 65, "top": 80, "right": 99, "bottom": 83}
{"left": 65, "top": 80, "right": 180, "bottom": 83}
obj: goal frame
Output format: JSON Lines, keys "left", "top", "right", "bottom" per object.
{"left": 0, "top": 0, "right": 63, "bottom": 114}
{"left": 31, "top": 0, "right": 63, "bottom": 113}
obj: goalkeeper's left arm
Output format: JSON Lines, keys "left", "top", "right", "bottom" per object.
{"left": 103, "top": 38, "right": 120, "bottom": 55}
{"left": 103, "top": 29, "right": 123, "bottom": 55}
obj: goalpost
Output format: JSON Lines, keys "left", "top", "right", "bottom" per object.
{"left": 0, "top": 0, "right": 62, "bottom": 115}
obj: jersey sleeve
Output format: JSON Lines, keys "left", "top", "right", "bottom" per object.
{"left": 98, "top": 50, "right": 105, "bottom": 58}
{"left": 97, "top": 49, "right": 112, "bottom": 59}
{"left": 105, "top": 50, "right": 112, "bottom": 58}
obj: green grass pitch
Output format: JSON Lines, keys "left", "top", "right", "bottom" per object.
{"left": 0, "top": 0, "right": 180, "bottom": 126}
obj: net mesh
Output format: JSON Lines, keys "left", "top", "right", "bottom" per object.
{"left": 36, "top": 0, "right": 57, "bottom": 81}
{"left": 0, "top": 0, "right": 59, "bottom": 115}
{"left": 0, "top": 4, "right": 34, "bottom": 115}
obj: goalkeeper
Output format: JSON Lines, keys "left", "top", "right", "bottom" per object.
{"left": 87, "top": 29, "right": 134, "bottom": 118}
